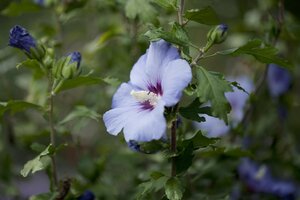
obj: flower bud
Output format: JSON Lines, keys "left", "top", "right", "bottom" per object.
{"left": 207, "top": 24, "right": 228, "bottom": 45}
{"left": 53, "top": 51, "right": 82, "bottom": 79}
{"left": 9, "top": 25, "right": 45, "bottom": 60}
{"left": 78, "top": 190, "right": 95, "bottom": 200}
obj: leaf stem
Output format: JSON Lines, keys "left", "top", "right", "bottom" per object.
{"left": 177, "top": 0, "right": 185, "bottom": 26}
{"left": 171, "top": 120, "right": 177, "bottom": 177}
{"left": 48, "top": 73, "right": 58, "bottom": 188}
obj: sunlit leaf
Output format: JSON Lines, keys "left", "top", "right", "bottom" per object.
{"left": 185, "top": 7, "right": 220, "bottom": 25}
{"left": 20, "top": 144, "right": 55, "bottom": 177}
{"left": 165, "top": 177, "right": 184, "bottom": 200}
{"left": 125, "top": 0, "right": 157, "bottom": 23}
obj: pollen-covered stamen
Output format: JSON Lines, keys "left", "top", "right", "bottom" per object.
{"left": 130, "top": 90, "right": 160, "bottom": 107}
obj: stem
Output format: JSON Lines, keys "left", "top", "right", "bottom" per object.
{"left": 177, "top": 0, "right": 185, "bottom": 26}
{"left": 171, "top": 120, "right": 177, "bottom": 177}
{"left": 241, "top": 0, "right": 285, "bottom": 128}
{"left": 48, "top": 73, "right": 58, "bottom": 188}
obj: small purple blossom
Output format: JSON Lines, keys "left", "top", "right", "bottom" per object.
{"left": 238, "top": 158, "right": 297, "bottom": 199}
{"left": 78, "top": 190, "right": 95, "bottom": 200}
{"left": 267, "top": 64, "right": 292, "bottom": 97}
{"left": 127, "top": 140, "right": 141, "bottom": 152}
{"left": 9, "top": 25, "right": 36, "bottom": 53}
{"left": 195, "top": 76, "right": 254, "bottom": 137}
{"left": 103, "top": 40, "right": 192, "bottom": 142}
{"left": 68, "top": 51, "right": 82, "bottom": 68}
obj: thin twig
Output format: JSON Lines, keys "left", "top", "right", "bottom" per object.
{"left": 177, "top": 0, "right": 185, "bottom": 26}
{"left": 48, "top": 73, "right": 58, "bottom": 188}
{"left": 241, "top": 0, "right": 285, "bottom": 127}
{"left": 171, "top": 120, "right": 177, "bottom": 177}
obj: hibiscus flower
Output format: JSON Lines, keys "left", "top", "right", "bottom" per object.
{"left": 103, "top": 40, "right": 192, "bottom": 142}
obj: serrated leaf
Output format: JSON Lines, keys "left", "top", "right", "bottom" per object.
{"left": 59, "top": 106, "right": 101, "bottom": 125}
{"left": 179, "top": 98, "right": 212, "bottom": 122}
{"left": 17, "top": 59, "right": 45, "bottom": 78}
{"left": 125, "top": 0, "right": 157, "bottom": 23}
{"left": 165, "top": 177, "right": 184, "bottom": 200}
{"left": 145, "top": 26, "right": 187, "bottom": 47}
{"left": 136, "top": 174, "right": 167, "bottom": 199}
{"left": 217, "top": 39, "right": 293, "bottom": 69}
{"left": 184, "top": 7, "right": 220, "bottom": 25}
{"left": 175, "top": 142, "right": 194, "bottom": 174}
{"left": 29, "top": 192, "right": 58, "bottom": 200}
{"left": 195, "top": 66, "right": 233, "bottom": 122}
{"left": 1, "top": 0, "right": 40, "bottom": 17}
{"left": 0, "top": 100, "right": 43, "bottom": 117}
{"left": 20, "top": 144, "right": 55, "bottom": 177}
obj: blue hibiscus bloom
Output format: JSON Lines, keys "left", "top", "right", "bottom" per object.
{"left": 9, "top": 25, "right": 36, "bottom": 53}
{"left": 78, "top": 190, "right": 95, "bottom": 200}
{"left": 195, "top": 76, "right": 254, "bottom": 137}
{"left": 238, "top": 158, "right": 297, "bottom": 199}
{"left": 103, "top": 40, "right": 192, "bottom": 142}
{"left": 267, "top": 64, "right": 292, "bottom": 97}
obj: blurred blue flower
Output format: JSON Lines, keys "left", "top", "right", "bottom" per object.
{"left": 34, "top": 0, "right": 44, "bottom": 6}
{"left": 78, "top": 190, "right": 95, "bottom": 200}
{"left": 103, "top": 40, "right": 192, "bottom": 142}
{"left": 195, "top": 76, "right": 254, "bottom": 137}
{"left": 267, "top": 64, "right": 292, "bottom": 97}
{"left": 68, "top": 51, "right": 82, "bottom": 68}
{"left": 9, "top": 25, "right": 36, "bottom": 53}
{"left": 238, "top": 158, "right": 297, "bottom": 199}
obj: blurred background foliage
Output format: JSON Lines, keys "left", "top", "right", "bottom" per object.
{"left": 0, "top": 0, "right": 300, "bottom": 199}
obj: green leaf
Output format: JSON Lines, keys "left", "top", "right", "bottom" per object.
{"left": 183, "top": 131, "right": 219, "bottom": 149}
{"left": 0, "top": 100, "right": 43, "bottom": 117}
{"left": 136, "top": 174, "right": 168, "bottom": 199}
{"left": 184, "top": 7, "right": 220, "bottom": 25}
{"left": 20, "top": 144, "right": 55, "bottom": 177}
{"left": 165, "top": 177, "right": 184, "bottom": 200}
{"left": 1, "top": 0, "right": 40, "bottom": 17}
{"left": 59, "top": 106, "right": 101, "bottom": 125}
{"left": 139, "top": 140, "right": 168, "bottom": 154}
{"left": 195, "top": 66, "right": 233, "bottom": 122}
{"left": 58, "top": 76, "right": 103, "bottom": 92}
{"left": 29, "top": 192, "right": 58, "bottom": 200}
{"left": 125, "top": 0, "right": 157, "bottom": 23}
{"left": 179, "top": 98, "right": 212, "bottom": 122}
{"left": 151, "top": 0, "right": 176, "bottom": 11}
{"left": 175, "top": 142, "right": 194, "bottom": 174}
{"left": 145, "top": 25, "right": 190, "bottom": 52}
{"left": 102, "top": 77, "right": 121, "bottom": 87}
{"left": 217, "top": 39, "right": 293, "bottom": 69}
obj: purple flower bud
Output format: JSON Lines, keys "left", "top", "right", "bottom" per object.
{"left": 78, "top": 190, "right": 95, "bottom": 200}
{"left": 267, "top": 64, "right": 292, "bottom": 97}
{"left": 9, "top": 25, "right": 36, "bottom": 53}
{"left": 68, "top": 51, "right": 82, "bottom": 69}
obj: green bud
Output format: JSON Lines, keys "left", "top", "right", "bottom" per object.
{"left": 52, "top": 51, "right": 82, "bottom": 79}
{"left": 207, "top": 24, "right": 228, "bottom": 45}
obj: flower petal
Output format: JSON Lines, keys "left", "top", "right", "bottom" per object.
{"left": 123, "top": 101, "right": 166, "bottom": 142}
{"left": 130, "top": 40, "right": 180, "bottom": 89}
{"left": 161, "top": 59, "right": 192, "bottom": 106}
{"left": 112, "top": 82, "right": 137, "bottom": 108}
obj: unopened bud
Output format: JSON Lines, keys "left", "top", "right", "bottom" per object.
{"left": 207, "top": 24, "right": 228, "bottom": 45}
